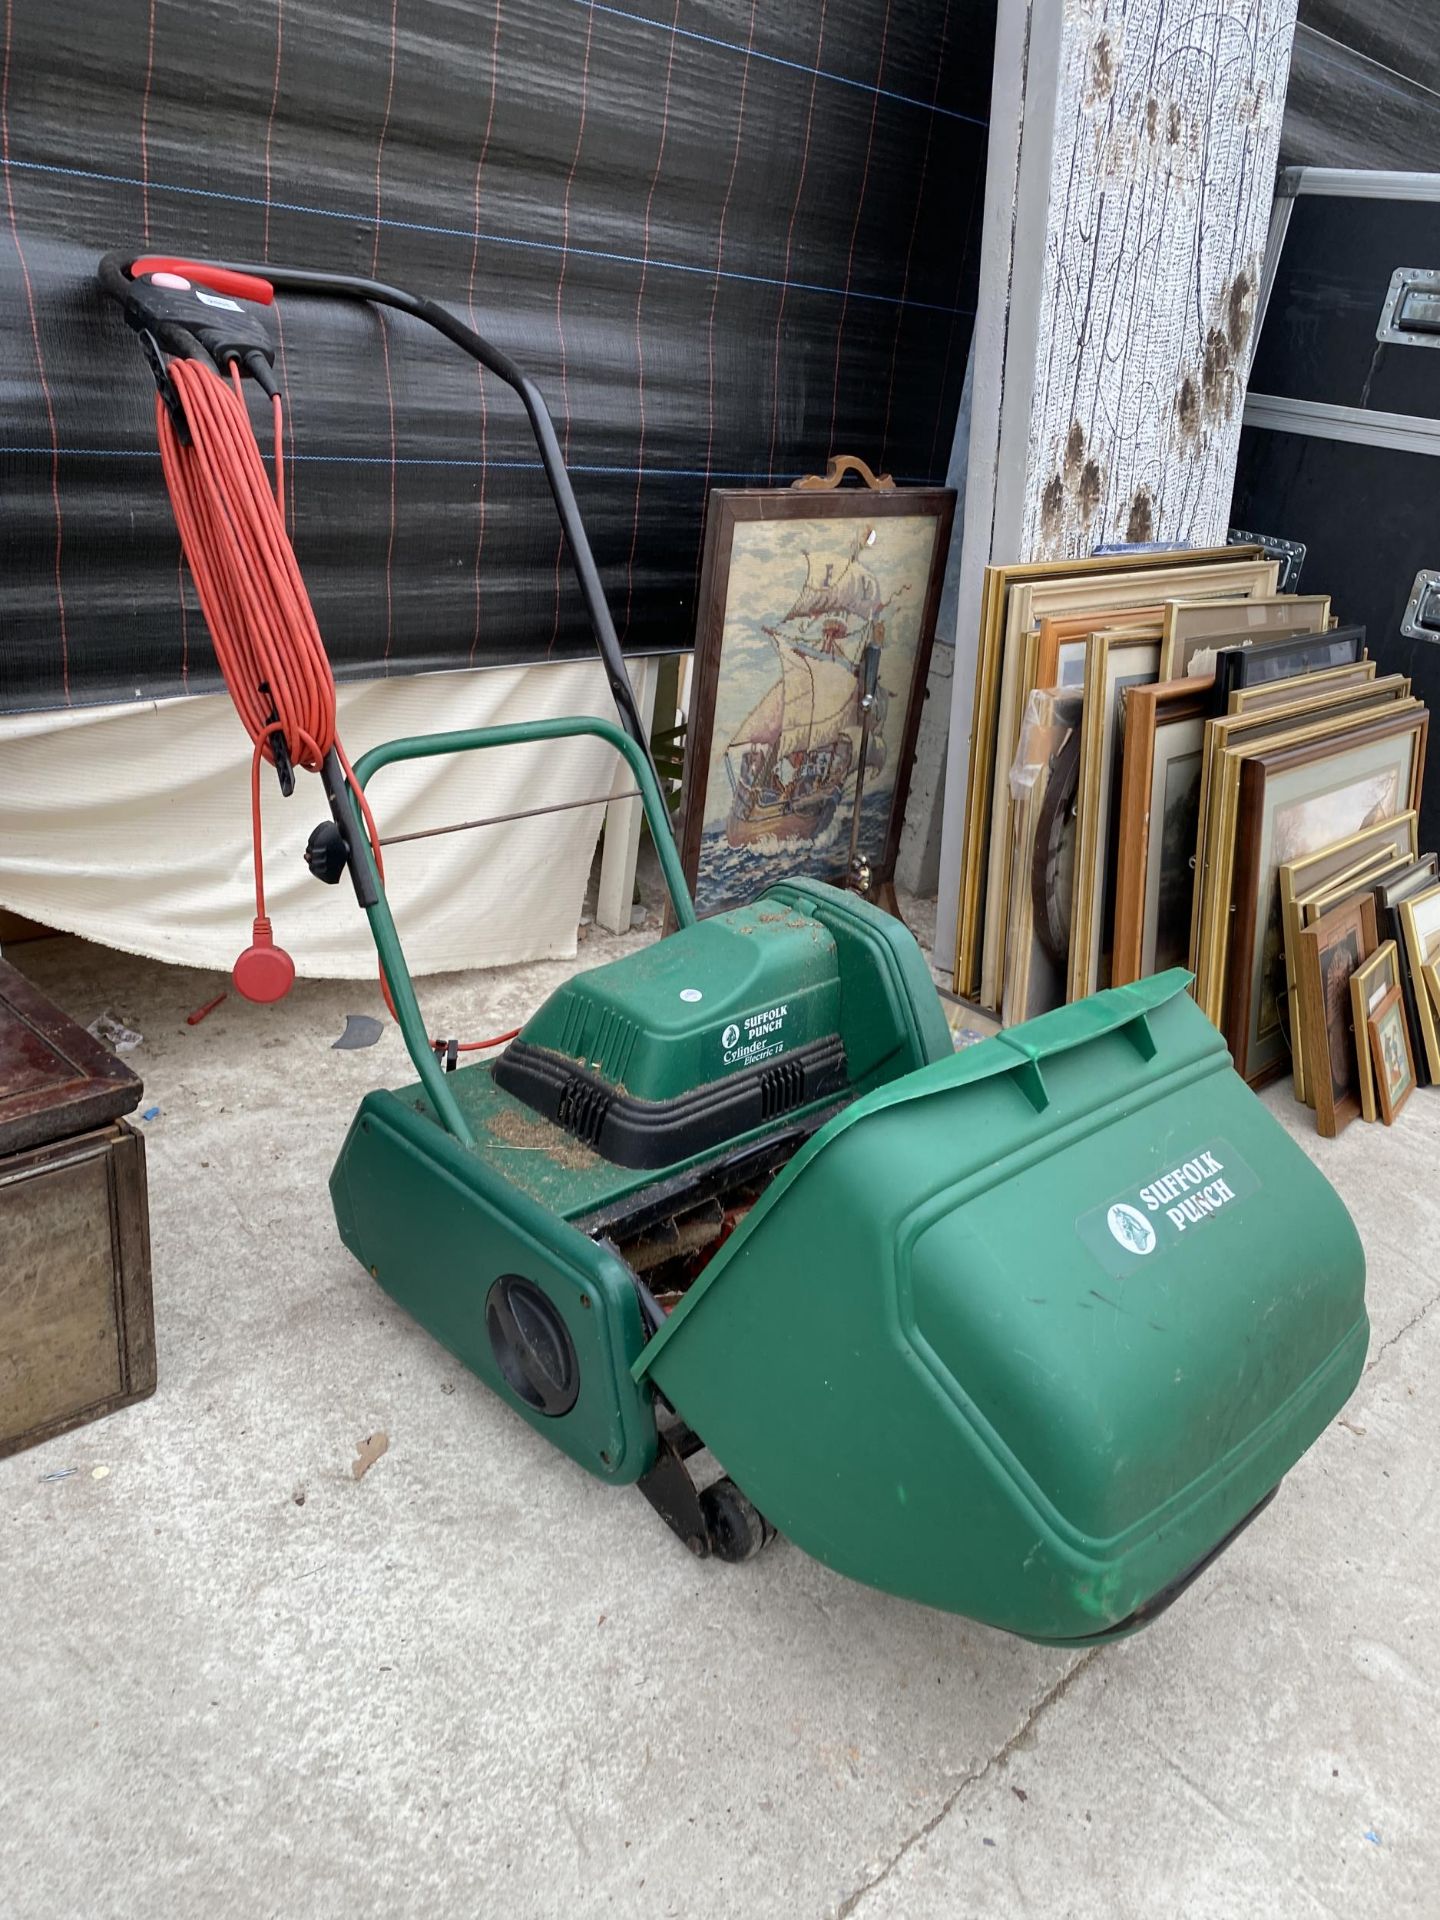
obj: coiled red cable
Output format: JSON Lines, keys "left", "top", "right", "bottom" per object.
{"left": 155, "top": 356, "right": 517, "bottom": 1051}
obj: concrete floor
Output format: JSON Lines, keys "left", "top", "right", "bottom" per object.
{"left": 2, "top": 905, "right": 1436, "bottom": 1920}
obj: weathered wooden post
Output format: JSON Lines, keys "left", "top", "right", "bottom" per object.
{"left": 926, "top": 0, "right": 1299, "bottom": 978}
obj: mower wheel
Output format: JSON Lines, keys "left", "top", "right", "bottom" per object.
{"left": 701, "top": 1479, "right": 776, "bottom": 1563}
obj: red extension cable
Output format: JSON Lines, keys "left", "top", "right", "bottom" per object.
{"left": 155, "top": 356, "right": 517, "bottom": 1052}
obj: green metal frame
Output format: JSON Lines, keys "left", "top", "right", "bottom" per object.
{"left": 347, "top": 715, "right": 696, "bottom": 1147}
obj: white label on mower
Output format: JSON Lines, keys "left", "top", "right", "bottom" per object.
{"left": 194, "top": 288, "right": 244, "bottom": 311}
{"left": 1078, "top": 1139, "right": 1259, "bottom": 1279}
{"left": 721, "top": 1003, "right": 788, "bottom": 1067}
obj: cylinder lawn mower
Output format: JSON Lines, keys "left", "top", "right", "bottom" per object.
{"left": 98, "top": 251, "right": 1368, "bottom": 1644}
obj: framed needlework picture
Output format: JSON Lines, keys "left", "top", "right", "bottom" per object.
{"left": 679, "top": 484, "right": 954, "bottom": 919}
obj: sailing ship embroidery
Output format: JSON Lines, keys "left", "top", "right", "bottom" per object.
{"left": 722, "top": 531, "right": 906, "bottom": 846}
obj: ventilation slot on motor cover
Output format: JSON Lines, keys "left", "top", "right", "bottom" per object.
{"left": 557, "top": 1076, "right": 613, "bottom": 1147}
{"left": 759, "top": 1057, "right": 807, "bottom": 1122}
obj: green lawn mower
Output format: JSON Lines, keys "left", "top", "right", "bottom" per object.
{"left": 102, "top": 251, "right": 1368, "bottom": 1645}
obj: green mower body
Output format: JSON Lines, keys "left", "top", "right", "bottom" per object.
{"left": 104, "top": 256, "right": 1366, "bottom": 1643}
{"left": 331, "top": 876, "right": 1367, "bottom": 1644}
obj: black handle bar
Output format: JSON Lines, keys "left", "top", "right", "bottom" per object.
{"left": 96, "top": 251, "right": 664, "bottom": 801}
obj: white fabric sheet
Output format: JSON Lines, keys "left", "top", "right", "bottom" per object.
{"left": 0, "top": 662, "right": 619, "bottom": 977}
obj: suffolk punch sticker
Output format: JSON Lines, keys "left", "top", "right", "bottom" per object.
{"left": 1078, "top": 1139, "right": 1260, "bottom": 1278}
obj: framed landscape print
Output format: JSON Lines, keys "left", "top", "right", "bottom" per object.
{"left": 680, "top": 486, "right": 953, "bottom": 919}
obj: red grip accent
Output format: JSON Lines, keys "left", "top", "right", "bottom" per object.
{"left": 130, "top": 256, "right": 275, "bottom": 306}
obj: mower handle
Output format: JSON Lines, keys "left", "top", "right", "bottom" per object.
{"left": 97, "top": 251, "right": 664, "bottom": 800}
{"left": 346, "top": 716, "right": 695, "bottom": 1146}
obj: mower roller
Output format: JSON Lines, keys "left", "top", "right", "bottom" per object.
{"left": 100, "top": 252, "right": 1368, "bottom": 1644}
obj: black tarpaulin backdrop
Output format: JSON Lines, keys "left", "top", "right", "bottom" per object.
{"left": 0, "top": 0, "right": 992, "bottom": 711}
{"left": 1285, "top": 2, "right": 1440, "bottom": 171}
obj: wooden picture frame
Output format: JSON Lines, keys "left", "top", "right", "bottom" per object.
{"left": 1067, "top": 632, "right": 1163, "bottom": 998}
{"left": 1368, "top": 985, "right": 1417, "bottom": 1125}
{"left": 1158, "top": 593, "right": 1330, "bottom": 680}
{"left": 954, "top": 544, "right": 1265, "bottom": 999}
{"left": 679, "top": 485, "right": 953, "bottom": 919}
{"left": 1349, "top": 939, "right": 1402, "bottom": 1122}
{"left": 1221, "top": 704, "right": 1428, "bottom": 1087}
{"left": 1296, "top": 894, "right": 1378, "bottom": 1137}
{"left": 1397, "top": 884, "right": 1440, "bottom": 1080}
{"left": 1112, "top": 677, "right": 1215, "bottom": 986}
{"left": 1034, "top": 606, "right": 1164, "bottom": 694}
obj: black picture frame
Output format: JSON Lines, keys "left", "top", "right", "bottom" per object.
{"left": 1213, "top": 624, "right": 1366, "bottom": 706}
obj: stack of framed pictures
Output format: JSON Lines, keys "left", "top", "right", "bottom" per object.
{"left": 1278, "top": 845, "right": 1440, "bottom": 1136}
{"left": 1190, "top": 668, "right": 1425, "bottom": 1084}
{"left": 953, "top": 537, "right": 1435, "bottom": 1126}
{"left": 953, "top": 544, "right": 1315, "bottom": 1010}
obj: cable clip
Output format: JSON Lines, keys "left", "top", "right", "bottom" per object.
{"left": 257, "top": 684, "right": 296, "bottom": 797}
{"left": 135, "top": 326, "right": 189, "bottom": 445}
{"left": 432, "top": 1038, "right": 460, "bottom": 1073}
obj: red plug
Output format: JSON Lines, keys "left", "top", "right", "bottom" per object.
{"left": 233, "top": 916, "right": 296, "bottom": 1003}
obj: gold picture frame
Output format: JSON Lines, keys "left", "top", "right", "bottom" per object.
{"left": 1369, "top": 985, "right": 1417, "bottom": 1125}
{"left": 1067, "top": 630, "right": 1162, "bottom": 999}
{"left": 1228, "top": 657, "right": 1375, "bottom": 714}
{"left": 1398, "top": 884, "right": 1440, "bottom": 1080}
{"left": 1349, "top": 939, "right": 1402, "bottom": 1122}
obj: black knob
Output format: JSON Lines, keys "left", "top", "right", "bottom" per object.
{"left": 304, "top": 819, "right": 348, "bottom": 885}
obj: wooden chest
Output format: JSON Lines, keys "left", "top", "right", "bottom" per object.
{"left": 0, "top": 960, "right": 155, "bottom": 1460}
